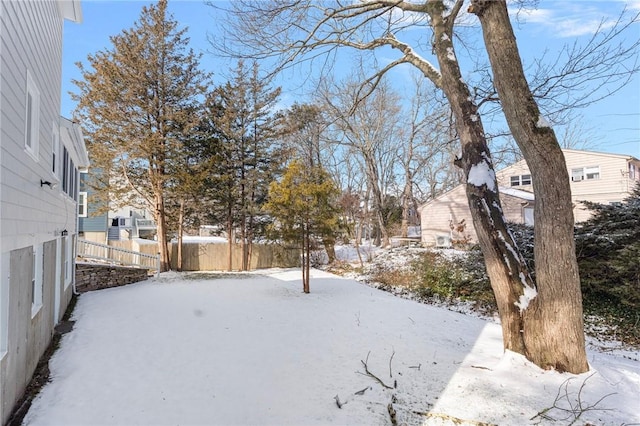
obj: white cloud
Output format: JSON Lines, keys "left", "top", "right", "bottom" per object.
{"left": 509, "top": 2, "right": 629, "bottom": 38}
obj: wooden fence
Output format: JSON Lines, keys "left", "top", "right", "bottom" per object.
{"left": 170, "top": 242, "right": 300, "bottom": 271}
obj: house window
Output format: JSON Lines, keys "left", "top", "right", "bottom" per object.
{"left": 572, "top": 166, "right": 600, "bottom": 181}
{"left": 585, "top": 166, "right": 600, "bottom": 180}
{"left": 629, "top": 164, "right": 636, "bottom": 181}
{"left": 32, "top": 244, "right": 44, "bottom": 317}
{"left": 510, "top": 174, "right": 532, "bottom": 186}
{"left": 62, "top": 147, "right": 69, "bottom": 193}
{"left": 24, "top": 71, "right": 40, "bottom": 160}
{"left": 52, "top": 123, "right": 59, "bottom": 177}
{"left": 78, "top": 192, "right": 88, "bottom": 217}
{"left": 64, "top": 236, "right": 72, "bottom": 289}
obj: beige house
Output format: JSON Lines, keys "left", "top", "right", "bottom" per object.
{"left": 419, "top": 149, "right": 640, "bottom": 246}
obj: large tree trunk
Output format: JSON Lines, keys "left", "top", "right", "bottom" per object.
{"left": 401, "top": 165, "right": 414, "bottom": 239}
{"left": 470, "top": 0, "right": 588, "bottom": 373}
{"left": 226, "top": 212, "right": 233, "bottom": 272}
{"left": 425, "top": 6, "right": 536, "bottom": 356}
{"left": 154, "top": 190, "right": 171, "bottom": 272}
{"left": 177, "top": 198, "right": 185, "bottom": 272}
{"left": 363, "top": 152, "right": 390, "bottom": 247}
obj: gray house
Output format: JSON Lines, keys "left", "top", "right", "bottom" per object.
{"left": 0, "top": 1, "right": 86, "bottom": 423}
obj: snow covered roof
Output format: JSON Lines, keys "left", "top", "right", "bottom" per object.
{"left": 498, "top": 186, "right": 535, "bottom": 201}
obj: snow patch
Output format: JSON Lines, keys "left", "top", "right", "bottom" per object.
{"left": 446, "top": 47, "right": 456, "bottom": 61}
{"left": 467, "top": 160, "right": 496, "bottom": 192}
{"left": 536, "top": 115, "right": 551, "bottom": 128}
{"left": 405, "top": 45, "right": 442, "bottom": 80}
{"left": 515, "top": 273, "right": 537, "bottom": 312}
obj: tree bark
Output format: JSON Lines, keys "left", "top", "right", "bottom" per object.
{"left": 154, "top": 190, "right": 171, "bottom": 272}
{"left": 226, "top": 213, "right": 233, "bottom": 272}
{"left": 423, "top": 3, "right": 536, "bottom": 356}
{"left": 177, "top": 198, "right": 184, "bottom": 272}
{"left": 470, "top": 0, "right": 588, "bottom": 373}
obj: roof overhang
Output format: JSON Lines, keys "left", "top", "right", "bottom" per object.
{"left": 58, "top": 0, "right": 82, "bottom": 24}
{"left": 60, "top": 116, "right": 90, "bottom": 171}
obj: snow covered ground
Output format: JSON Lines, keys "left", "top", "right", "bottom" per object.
{"left": 22, "top": 267, "right": 640, "bottom": 425}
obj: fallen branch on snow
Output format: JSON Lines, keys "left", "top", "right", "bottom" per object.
{"left": 531, "top": 373, "right": 615, "bottom": 425}
{"left": 359, "top": 351, "right": 394, "bottom": 390}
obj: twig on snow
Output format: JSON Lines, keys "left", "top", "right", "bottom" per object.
{"left": 413, "top": 411, "right": 496, "bottom": 426}
{"left": 359, "top": 351, "right": 394, "bottom": 390}
{"left": 387, "top": 402, "right": 398, "bottom": 426}
{"left": 389, "top": 350, "right": 395, "bottom": 378}
{"left": 531, "top": 373, "right": 616, "bottom": 425}
{"left": 354, "top": 386, "right": 370, "bottom": 396}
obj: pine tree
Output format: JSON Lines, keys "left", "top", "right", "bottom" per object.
{"left": 265, "top": 161, "right": 340, "bottom": 293}
{"left": 201, "top": 60, "right": 283, "bottom": 271}
{"left": 72, "top": 0, "right": 209, "bottom": 271}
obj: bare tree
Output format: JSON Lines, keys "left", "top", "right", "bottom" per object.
{"left": 469, "top": 0, "right": 589, "bottom": 372}
{"left": 210, "top": 0, "right": 638, "bottom": 373}
{"left": 317, "top": 76, "right": 402, "bottom": 247}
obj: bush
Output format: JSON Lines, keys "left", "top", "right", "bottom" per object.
{"left": 503, "top": 186, "right": 640, "bottom": 345}
{"left": 367, "top": 248, "right": 496, "bottom": 313}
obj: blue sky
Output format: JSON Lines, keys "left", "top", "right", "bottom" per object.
{"left": 62, "top": 0, "right": 640, "bottom": 157}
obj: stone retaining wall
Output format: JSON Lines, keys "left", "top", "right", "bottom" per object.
{"left": 75, "top": 263, "right": 150, "bottom": 293}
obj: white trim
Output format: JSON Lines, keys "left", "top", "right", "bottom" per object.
{"left": 78, "top": 191, "right": 88, "bottom": 217}
{"left": 64, "top": 236, "right": 72, "bottom": 289}
{"left": 52, "top": 121, "right": 60, "bottom": 180}
{"left": 31, "top": 244, "right": 44, "bottom": 317}
{"left": 24, "top": 70, "right": 41, "bottom": 161}
{"left": 0, "top": 254, "right": 9, "bottom": 358}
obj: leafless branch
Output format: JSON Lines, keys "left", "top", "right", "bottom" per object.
{"left": 531, "top": 373, "right": 616, "bottom": 425}
{"left": 359, "top": 351, "right": 394, "bottom": 389}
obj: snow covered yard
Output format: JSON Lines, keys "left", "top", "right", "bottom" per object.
{"left": 23, "top": 268, "right": 640, "bottom": 425}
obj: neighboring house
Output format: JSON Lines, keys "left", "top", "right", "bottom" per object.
{"left": 78, "top": 171, "right": 109, "bottom": 243}
{"left": 0, "top": 2, "right": 86, "bottom": 424}
{"left": 78, "top": 170, "right": 157, "bottom": 243}
{"left": 419, "top": 149, "right": 640, "bottom": 246}
{"left": 108, "top": 207, "right": 157, "bottom": 241}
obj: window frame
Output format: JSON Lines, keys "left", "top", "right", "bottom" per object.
{"left": 78, "top": 191, "right": 88, "bottom": 217}
{"left": 52, "top": 122, "right": 60, "bottom": 179}
{"left": 24, "top": 70, "right": 40, "bottom": 161}
{"left": 510, "top": 174, "right": 532, "bottom": 187}
{"left": 572, "top": 166, "right": 600, "bottom": 182}
{"left": 64, "top": 236, "right": 73, "bottom": 289}
{"left": 584, "top": 166, "right": 600, "bottom": 180}
{"left": 31, "top": 244, "right": 44, "bottom": 317}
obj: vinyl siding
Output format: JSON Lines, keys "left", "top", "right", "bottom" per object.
{"left": 495, "top": 149, "right": 639, "bottom": 223}
{"left": 0, "top": 2, "right": 78, "bottom": 423}
{"left": 1, "top": 0, "right": 69, "bottom": 254}
{"left": 419, "top": 185, "right": 533, "bottom": 245}
{"left": 78, "top": 173, "right": 108, "bottom": 234}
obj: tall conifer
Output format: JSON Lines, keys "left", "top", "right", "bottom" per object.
{"left": 73, "top": 0, "right": 209, "bottom": 271}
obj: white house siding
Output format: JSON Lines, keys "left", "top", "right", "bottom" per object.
{"left": 0, "top": 2, "right": 84, "bottom": 424}
{"left": 419, "top": 185, "right": 533, "bottom": 246}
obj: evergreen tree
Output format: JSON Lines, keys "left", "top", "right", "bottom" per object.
{"left": 72, "top": 0, "right": 209, "bottom": 271}
{"left": 265, "top": 161, "right": 340, "bottom": 293}
{"left": 202, "top": 61, "right": 283, "bottom": 271}
{"left": 576, "top": 184, "right": 640, "bottom": 308}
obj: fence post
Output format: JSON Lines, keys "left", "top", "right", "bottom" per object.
{"left": 156, "top": 253, "right": 161, "bottom": 277}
